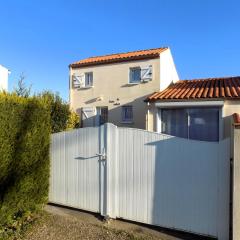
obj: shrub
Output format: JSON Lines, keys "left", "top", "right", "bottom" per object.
{"left": 0, "top": 93, "right": 51, "bottom": 236}
{"left": 13, "top": 77, "right": 80, "bottom": 133}
{"left": 38, "top": 91, "right": 79, "bottom": 133}
{"left": 67, "top": 110, "right": 80, "bottom": 130}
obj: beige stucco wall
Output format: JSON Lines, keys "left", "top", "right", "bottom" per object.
{"left": 70, "top": 58, "right": 160, "bottom": 129}
{"left": 146, "top": 103, "right": 157, "bottom": 132}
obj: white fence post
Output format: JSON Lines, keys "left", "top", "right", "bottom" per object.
{"left": 99, "top": 124, "right": 107, "bottom": 216}
{"left": 105, "top": 123, "right": 118, "bottom": 218}
{"left": 99, "top": 123, "right": 118, "bottom": 218}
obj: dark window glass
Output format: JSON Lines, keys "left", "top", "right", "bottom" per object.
{"left": 122, "top": 106, "right": 133, "bottom": 122}
{"left": 161, "top": 108, "right": 219, "bottom": 141}
{"left": 161, "top": 109, "right": 188, "bottom": 138}
{"left": 189, "top": 108, "right": 219, "bottom": 141}
{"left": 130, "top": 68, "right": 141, "bottom": 83}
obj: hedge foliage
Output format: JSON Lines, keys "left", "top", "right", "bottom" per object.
{"left": 0, "top": 93, "right": 51, "bottom": 236}
{"left": 38, "top": 91, "right": 80, "bottom": 133}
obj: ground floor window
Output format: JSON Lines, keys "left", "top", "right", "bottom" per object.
{"left": 122, "top": 105, "right": 133, "bottom": 123}
{"left": 161, "top": 107, "right": 220, "bottom": 141}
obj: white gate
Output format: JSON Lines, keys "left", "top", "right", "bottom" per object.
{"left": 49, "top": 123, "right": 230, "bottom": 240}
{"left": 49, "top": 126, "right": 106, "bottom": 214}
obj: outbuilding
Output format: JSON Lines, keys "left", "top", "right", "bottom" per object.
{"left": 146, "top": 76, "right": 240, "bottom": 141}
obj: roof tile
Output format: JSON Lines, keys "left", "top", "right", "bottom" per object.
{"left": 147, "top": 77, "right": 240, "bottom": 101}
{"left": 70, "top": 47, "right": 168, "bottom": 68}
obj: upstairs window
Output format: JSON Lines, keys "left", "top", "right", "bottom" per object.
{"left": 122, "top": 106, "right": 133, "bottom": 123}
{"left": 72, "top": 72, "right": 93, "bottom": 88}
{"left": 85, "top": 72, "right": 93, "bottom": 87}
{"left": 129, "top": 67, "right": 141, "bottom": 83}
{"left": 129, "top": 65, "right": 152, "bottom": 84}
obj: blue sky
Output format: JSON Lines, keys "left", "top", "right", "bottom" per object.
{"left": 0, "top": 0, "right": 239, "bottom": 101}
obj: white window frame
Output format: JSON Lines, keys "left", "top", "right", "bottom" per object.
{"left": 121, "top": 105, "right": 133, "bottom": 123}
{"left": 84, "top": 72, "right": 93, "bottom": 88}
{"left": 156, "top": 101, "right": 224, "bottom": 141}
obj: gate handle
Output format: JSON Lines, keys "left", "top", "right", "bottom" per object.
{"left": 96, "top": 148, "right": 106, "bottom": 159}
{"left": 96, "top": 153, "right": 106, "bottom": 158}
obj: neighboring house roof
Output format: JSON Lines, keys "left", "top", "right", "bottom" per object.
{"left": 70, "top": 47, "right": 168, "bottom": 68}
{"left": 147, "top": 76, "right": 240, "bottom": 101}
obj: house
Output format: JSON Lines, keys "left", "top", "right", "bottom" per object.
{"left": 146, "top": 77, "right": 240, "bottom": 141}
{"left": 69, "top": 47, "right": 179, "bottom": 128}
{"left": 0, "top": 65, "right": 10, "bottom": 91}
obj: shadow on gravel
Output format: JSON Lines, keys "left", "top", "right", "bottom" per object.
{"left": 48, "top": 203, "right": 216, "bottom": 240}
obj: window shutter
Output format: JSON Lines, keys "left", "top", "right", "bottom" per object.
{"left": 141, "top": 65, "right": 152, "bottom": 81}
{"left": 72, "top": 74, "right": 85, "bottom": 88}
{"left": 81, "top": 107, "right": 96, "bottom": 127}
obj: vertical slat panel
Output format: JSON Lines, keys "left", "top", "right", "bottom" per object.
{"left": 117, "top": 128, "right": 230, "bottom": 240}
{"left": 49, "top": 127, "right": 100, "bottom": 213}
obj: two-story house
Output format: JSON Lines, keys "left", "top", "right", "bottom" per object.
{"left": 0, "top": 65, "right": 10, "bottom": 91}
{"left": 69, "top": 47, "right": 179, "bottom": 129}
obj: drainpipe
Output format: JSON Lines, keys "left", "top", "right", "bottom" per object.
{"left": 146, "top": 102, "right": 150, "bottom": 131}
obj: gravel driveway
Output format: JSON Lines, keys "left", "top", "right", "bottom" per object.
{"left": 23, "top": 205, "right": 183, "bottom": 240}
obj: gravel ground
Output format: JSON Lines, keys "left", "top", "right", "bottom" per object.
{"left": 22, "top": 205, "right": 182, "bottom": 240}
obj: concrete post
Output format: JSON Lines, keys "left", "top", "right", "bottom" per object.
{"left": 233, "top": 125, "right": 240, "bottom": 240}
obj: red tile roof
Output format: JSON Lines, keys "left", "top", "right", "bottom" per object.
{"left": 233, "top": 113, "right": 240, "bottom": 125}
{"left": 147, "top": 77, "right": 240, "bottom": 101}
{"left": 70, "top": 47, "right": 168, "bottom": 68}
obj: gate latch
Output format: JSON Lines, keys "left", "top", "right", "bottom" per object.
{"left": 96, "top": 147, "right": 106, "bottom": 160}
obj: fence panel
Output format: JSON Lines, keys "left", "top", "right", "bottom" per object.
{"left": 117, "top": 127, "right": 230, "bottom": 240}
{"left": 49, "top": 124, "right": 230, "bottom": 240}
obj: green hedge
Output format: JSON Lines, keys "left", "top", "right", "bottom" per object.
{"left": 0, "top": 93, "right": 51, "bottom": 232}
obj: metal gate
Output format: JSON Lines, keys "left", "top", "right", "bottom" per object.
{"left": 49, "top": 123, "right": 230, "bottom": 240}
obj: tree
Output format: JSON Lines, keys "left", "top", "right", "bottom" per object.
{"left": 13, "top": 73, "right": 31, "bottom": 97}
{"left": 13, "top": 76, "right": 79, "bottom": 133}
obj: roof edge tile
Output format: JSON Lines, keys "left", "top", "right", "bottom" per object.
{"left": 70, "top": 47, "right": 168, "bottom": 68}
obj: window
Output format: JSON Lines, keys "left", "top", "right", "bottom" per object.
{"left": 129, "top": 68, "right": 141, "bottom": 83}
{"left": 161, "top": 107, "right": 219, "bottom": 141}
{"left": 161, "top": 109, "right": 188, "bottom": 138}
{"left": 85, "top": 72, "right": 93, "bottom": 87}
{"left": 122, "top": 106, "right": 133, "bottom": 123}
{"left": 129, "top": 65, "right": 152, "bottom": 84}
{"left": 72, "top": 72, "right": 93, "bottom": 88}
{"left": 188, "top": 108, "right": 219, "bottom": 141}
